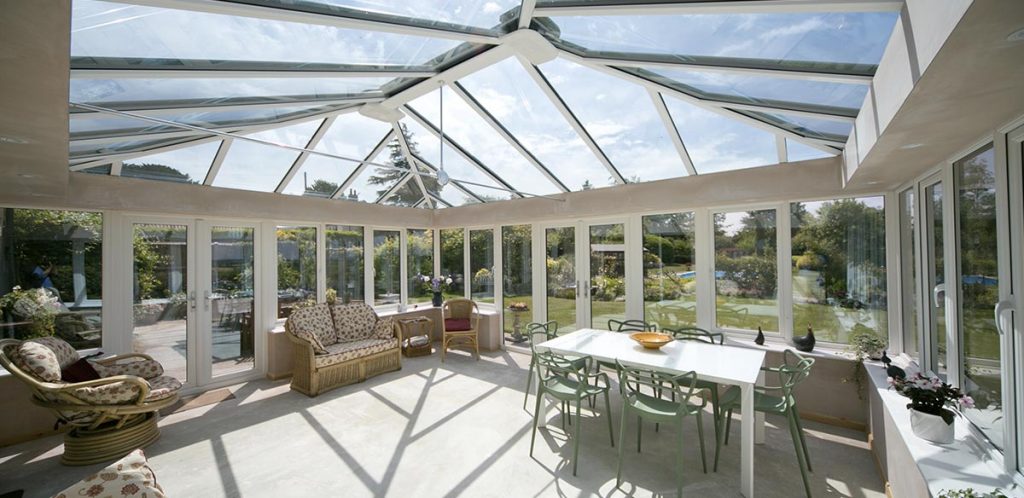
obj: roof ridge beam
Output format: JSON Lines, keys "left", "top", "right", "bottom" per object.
{"left": 647, "top": 89, "right": 698, "bottom": 176}
{"left": 581, "top": 54, "right": 874, "bottom": 85}
{"left": 532, "top": 0, "right": 904, "bottom": 16}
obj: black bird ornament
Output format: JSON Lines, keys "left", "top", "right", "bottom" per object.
{"left": 792, "top": 324, "right": 815, "bottom": 352}
{"left": 881, "top": 350, "right": 906, "bottom": 380}
{"left": 754, "top": 326, "right": 765, "bottom": 345}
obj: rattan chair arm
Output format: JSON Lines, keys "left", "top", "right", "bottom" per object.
{"left": 54, "top": 375, "right": 152, "bottom": 405}
{"left": 285, "top": 331, "right": 316, "bottom": 356}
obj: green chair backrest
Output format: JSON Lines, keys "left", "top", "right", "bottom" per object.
{"left": 527, "top": 321, "right": 558, "bottom": 353}
{"left": 666, "top": 326, "right": 724, "bottom": 345}
{"left": 535, "top": 350, "right": 588, "bottom": 389}
{"left": 774, "top": 349, "right": 815, "bottom": 398}
{"left": 608, "top": 319, "right": 656, "bottom": 332}
{"left": 615, "top": 360, "right": 700, "bottom": 412}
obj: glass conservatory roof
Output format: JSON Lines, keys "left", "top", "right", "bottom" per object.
{"left": 68, "top": 0, "right": 901, "bottom": 209}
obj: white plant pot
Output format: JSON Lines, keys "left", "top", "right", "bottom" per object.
{"left": 909, "top": 408, "right": 954, "bottom": 444}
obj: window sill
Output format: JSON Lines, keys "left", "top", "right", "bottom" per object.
{"left": 865, "top": 360, "right": 1023, "bottom": 496}
{"left": 722, "top": 335, "right": 858, "bottom": 362}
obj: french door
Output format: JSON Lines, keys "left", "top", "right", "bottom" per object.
{"left": 129, "top": 217, "right": 260, "bottom": 389}
{"left": 541, "top": 220, "right": 629, "bottom": 333}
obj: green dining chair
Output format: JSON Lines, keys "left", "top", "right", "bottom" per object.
{"left": 664, "top": 326, "right": 729, "bottom": 459}
{"left": 615, "top": 361, "right": 707, "bottom": 497}
{"left": 529, "top": 351, "right": 615, "bottom": 476}
{"left": 608, "top": 319, "right": 657, "bottom": 332}
{"left": 716, "top": 349, "right": 815, "bottom": 497}
{"left": 524, "top": 321, "right": 559, "bottom": 410}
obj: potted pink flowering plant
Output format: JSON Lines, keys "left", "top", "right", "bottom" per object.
{"left": 890, "top": 372, "right": 974, "bottom": 444}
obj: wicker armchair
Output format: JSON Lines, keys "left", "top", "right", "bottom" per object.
{"left": 441, "top": 298, "right": 480, "bottom": 362}
{"left": 0, "top": 337, "right": 181, "bottom": 465}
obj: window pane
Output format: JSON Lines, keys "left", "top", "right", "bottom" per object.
{"left": 407, "top": 229, "right": 434, "bottom": 304}
{"left": 122, "top": 141, "right": 220, "bottom": 184}
{"left": 0, "top": 208, "right": 103, "bottom": 351}
{"left": 545, "top": 12, "right": 899, "bottom": 66}
{"left": 132, "top": 223, "right": 186, "bottom": 381}
{"left": 899, "top": 188, "right": 919, "bottom": 359}
{"left": 282, "top": 114, "right": 393, "bottom": 197}
{"left": 213, "top": 120, "right": 322, "bottom": 192}
{"left": 590, "top": 223, "right": 626, "bottom": 329}
{"left": 787, "top": 139, "right": 835, "bottom": 162}
{"left": 399, "top": 118, "right": 507, "bottom": 201}
{"left": 301, "top": 0, "right": 518, "bottom": 30}
{"left": 440, "top": 229, "right": 465, "bottom": 299}
{"left": 326, "top": 225, "right": 364, "bottom": 304}
{"left": 714, "top": 209, "right": 778, "bottom": 332}
{"left": 791, "top": 197, "right": 887, "bottom": 344}
{"left": 209, "top": 226, "right": 255, "bottom": 377}
{"left": 71, "top": 77, "right": 389, "bottom": 105}
{"left": 955, "top": 144, "right": 1003, "bottom": 448}
{"left": 752, "top": 112, "right": 853, "bottom": 142}
{"left": 502, "top": 225, "right": 532, "bottom": 341}
{"left": 643, "top": 212, "right": 696, "bottom": 330}
{"left": 72, "top": 0, "right": 463, "bottom": 67}
{"left": 546, "top": 227, "right": 576, "bottom": 333}
{"left": 276, "top": 226, "right": 317, "bottom": 319}
{"left": 469, "top": 229, "right": 494, "bottom": 303}
{"left": 925, "top": 182, "right": 946, "bottom": 374}
{"left": 373, "top": 230, "right": 401, "bottom": 306}
{"left": 539, "top": 58, "right": 686, "bottom": 183}
{"left": 663, "top": 96, "right": 778, "bottom": 174}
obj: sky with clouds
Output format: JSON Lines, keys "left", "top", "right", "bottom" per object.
{"left": 70, "top": 1, "right": 899, "bottom": 207}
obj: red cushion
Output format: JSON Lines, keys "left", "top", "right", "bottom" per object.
{"left": 61, "top": 358, "right": 101, "bottom": 383}
{"left": 445, "top": 318, "right": 472, "bottom": 331}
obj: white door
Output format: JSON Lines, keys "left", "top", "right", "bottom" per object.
{"left": 580, "top": 220, "right": 628, "bottom": 330}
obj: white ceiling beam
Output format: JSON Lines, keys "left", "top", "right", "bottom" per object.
{"left": 101, "top": 0, "right": 500, "bottom": 45}
{"left": 532, "top": 0, "right": 904, "bottom": 16}
{"left": 332, "top": 130, "right": 395, "bottom": 199}
{"left": 712, "top": 101, "right": 855, "bottom": 123}
{"left": 275, "top": 116, "right": 335, "bottom": 193}
{"left": 518, "top": 0, "right": 538, "bottom": 29}
{"left": 562, "top": 51, "right": 843, "bottom": 154}
{"left": 394, "top": 122, "right": 435, "bottom": 209}
{"left": 69, "top": 136, "right": 226, "bottom": 170}
{"left": 203, "top": 139, "right": 233, "bottom": 186}
{"left": 517, "top": 55, "right": 627, "bottom": 184}
{"left": 449, "top": 81, "right": 569, "bottom": 192}
{"left": 70, "top": 96, "right": 382, "bottom": 120}
{"left": 584, "top": 55, "right": 873, "bottom": 85}
{"left": 776, "top": 136, "right": 789, "bottom": 163}
{"left": 401, "top": 105, "right": 524, "bottom": 198}
{"left": 648, "top": 89, "right": 697, "bottom": 176}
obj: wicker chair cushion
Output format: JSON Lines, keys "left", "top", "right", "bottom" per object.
{"left": 373, "top": 317, "right": 396, "bottom": 340}
{"left": 288, "top": 303, "right": 336, "bottom": 350}
{"left": 444, "top": 318, "right": 472, "bottom": 332}
{"left": 315, "top": 338, "right": 398, "bottom": 368}
{"left": 62, "top": 358, "right": 102, "bottom": 383}
{"left": 54, "top": 449, "right": 166, "bottom": 498}
{"left": 15, "top": 337, "right": 80, "bottom": 382}
{"left": 72, "top": 380, "right": 142, "bottom": 405}
{"left": 145, "top": 375, "right": 182, "bottom": 401}
{"left": 331, "top": 302, "right": 378, "bottom": 342}
{"left": 292, "top": 328, "right": 328, "bottom": 355}
{"left": 93, "top": 359, "right": 164, "bottom": 380}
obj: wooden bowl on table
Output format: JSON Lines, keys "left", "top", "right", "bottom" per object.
{"left": 629, "top": 332, "right": 673, "bottom": 350}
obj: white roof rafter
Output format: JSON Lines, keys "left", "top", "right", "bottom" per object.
{"left": 648, "top": 89, "right": 697, "bottom": 176}
{"left": 275, "top": 116, "right": 335, "bottom": 193}
{"left": 531, "top": 0, "right": 904, "bottom": 17}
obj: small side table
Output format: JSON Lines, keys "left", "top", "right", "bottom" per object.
{"left": 399, "top": 316, "right": 434, "bottom": 357}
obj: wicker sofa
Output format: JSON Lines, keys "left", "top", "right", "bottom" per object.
{"left": 285, "top": 302, "right": 402, "bottom": 396}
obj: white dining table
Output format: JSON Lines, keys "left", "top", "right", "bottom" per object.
{"left": 535, "top": 328, "right": 767, "bottom": 498}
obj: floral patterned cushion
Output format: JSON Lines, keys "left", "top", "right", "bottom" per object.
{"left": 15, "top": 337, "right": 80, "bottom": 383}
{"left": 315, "top": 338, "right": 398, "bottom": 368}
{"left": 145, "top": 375, "right": 182, "bottom": 402}
{"left": 331, "top": 303, "right": 378, "bottom": 342}
{"left": 373, "top": 317, "right": 396, "bottom": 340}
{"left": 288, "top": 303, "right": 337, "bottom": 349}
{"left": 290, "top": 327, "right": 328, "bottom": 355}
{"left": 92, "top": 359, "right": 165, "bottom": 380}
{"left": 54, "top": 448, "right": 166, "bottom": 498}
{"left": 72, "top": 380, "right": 143, "bottom": 405}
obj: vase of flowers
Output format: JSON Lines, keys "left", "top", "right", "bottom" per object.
{"left": 890, "top": 373, "right": 974, "bottom": 444}
{"left": 421, "top": 276, "right": 452, "bottom": 307}
{"left": 0, "top": 286, "right": 61, "bottom": 339}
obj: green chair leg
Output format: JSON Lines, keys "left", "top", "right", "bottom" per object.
{"left": 616, "top": 407, "right": 628, "bottom": 489}
{"left": 792, "top": 406, "right": 812, "bottom": 472}
{"left": 788, "top": 411, "right": 813, "bottom": 498}
{"left": 572, "top": 400, "right": 582, "bottom": 476}
{"left": 723, "top": 409, "right": 733, "bottom": 446}
{"left": 604, "top": 389, "right": 615, "bottom": 447}
{"left": 523, "top": 359, "right": 535, "bottom": 410}
{"left": 529, "top": 389, "right": 544, "bottom": 457}
{"left": 709, "top": 387, "right": 721, "bottom": 445}
{"left": 677, "top": 419, "right": 685, "bottom": 497}
{"left": 714, "top": 407, "right": 725, "bottom": 472}
{"left": 696, "top": 410, "right": 708, "bottom": 474}
{"left": 636, "top": 416, "right": 643, "bottom": 453}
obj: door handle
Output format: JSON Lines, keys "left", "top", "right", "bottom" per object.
{"left": 994, "top": 299, "right": 1014, "bottom": 336}
{"left": 188, "top": 291, "right": 197, "bottom": 310}
{"left": 203, "top": 290, "right": 212, "bottom": 311}
{"left": 932, "top": 283, "right": 946, "bottom": 308}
